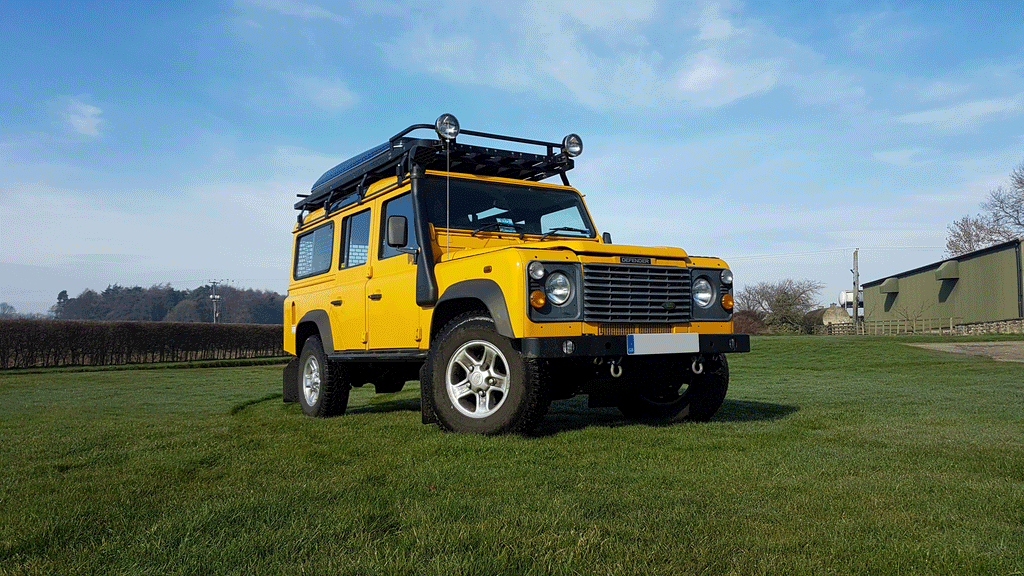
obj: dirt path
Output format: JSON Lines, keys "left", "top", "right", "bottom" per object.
{"left": 906, "top": 341, "right": 1024, "bottom": 363}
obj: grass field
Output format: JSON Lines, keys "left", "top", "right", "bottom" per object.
{"left": 1, "top": 336, "right": 1022, "bottom": 575}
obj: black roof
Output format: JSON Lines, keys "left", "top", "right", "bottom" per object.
{"left": 295, "top": 122, "right": 577, "bottom": 212}
{"left": 862, "top": 237, "right": 1023, "bottom": 287}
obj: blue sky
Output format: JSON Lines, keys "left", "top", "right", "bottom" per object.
{"left": 2, "top": 0, "right": 1023, "bottom": 315}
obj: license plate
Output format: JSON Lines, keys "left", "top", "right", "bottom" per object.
{"left": 626, "top": 333, "right": 699, "bottom": 355}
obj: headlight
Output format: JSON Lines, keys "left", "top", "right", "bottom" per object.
{"left": 562, "top": 134, "right": 583, "bottom": 157}
{"left": 528, "top": 261, "right": 546, "bottom": 280}
{"left": 435, "top": 113, "right": 460, "bottom": 140}
{"left": 693, "top": 277, "right": 714, "bottom": 308}
{"left": 720, "top": 269, "right": 733, "bottom": 286}
{"left": 545, "top": 272, "right": 573, "bottom": 306}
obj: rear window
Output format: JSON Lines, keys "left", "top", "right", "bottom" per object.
{"left": 294, "top": 223, "right": 334, "bottom": 279}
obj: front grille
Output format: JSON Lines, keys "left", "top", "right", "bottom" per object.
{"left": 582, "top": 264, "right": 691, "bottom": 323}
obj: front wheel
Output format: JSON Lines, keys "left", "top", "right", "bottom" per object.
{"left": 617, "top": 354, "right": 729, "bottom": 422}
{"left": 298, "top": 336, "right": 350, "bottom": 417}
{"left": 428, "top": 313, "right": 549, "bottom": 435}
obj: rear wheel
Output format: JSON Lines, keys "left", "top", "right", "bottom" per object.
{"left": 617, "top": 354, "right": 728, "bottom": 422}
{"left": 429, "top": 313, "right": 549, "bottom": 435}
{"left": 298, "top": 336, "right": 349, "bottom": 417}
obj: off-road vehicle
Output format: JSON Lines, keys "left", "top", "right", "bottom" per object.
{"left": 283, "top": 114, "right": 749, "bottom": 434}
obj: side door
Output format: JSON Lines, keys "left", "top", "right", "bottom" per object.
{"left": 328, "top": 208, "right": 373, "bottom": 352}
{"left": 365, "top": 191, "right": 422, "bottom": 350}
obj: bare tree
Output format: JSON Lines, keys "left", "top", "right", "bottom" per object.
{"left": 735, "top": 278, "right": 824, "bottom": 333}
{"left": 981, "top": 163, "right": 1024, "bottom": 238}
{"left": 946, "top": 161, "right": 1024, "bottom": 257}
{"left": 945, "top": 214, "right": 1004, "bottom": 257}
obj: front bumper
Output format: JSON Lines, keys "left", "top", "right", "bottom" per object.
{"left": 519, "top": 333, "right": 749, "bottom": 359}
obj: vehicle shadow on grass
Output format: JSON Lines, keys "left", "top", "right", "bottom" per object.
{"left": 532, "top": 397, "right": 799, "bottom": 437}
{"left": 336, "top": 390, "right": 798, "bottom": 435}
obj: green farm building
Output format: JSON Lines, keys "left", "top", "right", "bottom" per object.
{"left": 862, "top": 238, "right": 1024, "bottom": 331}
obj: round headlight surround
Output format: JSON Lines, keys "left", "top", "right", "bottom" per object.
{"left": 545, "top": 272, "right": 573, "bottom": 306}
{"left": 720, "top": 268, "right": 734, "bottom": 286}
{"left": 693, "top": 277, "right": 714, "bottom": 309}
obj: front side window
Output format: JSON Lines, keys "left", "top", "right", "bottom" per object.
{"left": 341, "top": 210, "right": 371, "bottom": 269}
{"left": 421, "top": 177, "right": 595, "bottom": 238}
{"left": 380, "top": 193, "right": 420, "bottom": 260}
{"left": 294, "top": 223, "right": 334, "bottom": 279}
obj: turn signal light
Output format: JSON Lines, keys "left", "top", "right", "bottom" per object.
{"left": 530, "top": 290, "right": 547, "bottom": 309}
{"left": 721, "top": 293, "right": 734, "bottom": 311}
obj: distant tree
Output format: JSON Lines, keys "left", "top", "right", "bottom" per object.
{"left": 164, "top": 300, "right": 200, "bottom": 322}
{"left": 49, "top": 290, "right": 70, "bottom": 319}
{"left": 946, "top": 161, "right": 1024, "bottom": 257}
{"left": 735, "top": 279, "right": 824, "bottom": 334}
{"left": 945, "top": 214, "right": 1004, "bottom": 257}
{"left": 0, "top": 302, "right": 16, "bottom": 318}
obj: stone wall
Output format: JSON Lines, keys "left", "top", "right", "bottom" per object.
{"left": 953, "top": 319, "right": 1024, "bottom": 335}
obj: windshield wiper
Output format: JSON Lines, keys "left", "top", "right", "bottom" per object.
{"left": 471, "top": 221, "right": 524, "bottom": 237}
{"left": 539, "top": 227, "right": 590, "bottom": 240}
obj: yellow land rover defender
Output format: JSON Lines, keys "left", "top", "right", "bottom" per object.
{"left": 283, "top": 114, "right": 749, "bottom": 434}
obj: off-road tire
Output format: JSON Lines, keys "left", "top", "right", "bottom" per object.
{"left": 298, "top": 336, "right": 350, "bottom": 417}
{"left": 428, "top": 313, "right": 550, "bottom": 435}
{"left": 617, "top": 354, "right": 728, "bottom": 422}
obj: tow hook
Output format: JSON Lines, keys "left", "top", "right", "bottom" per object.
{"left": 609, "top": 357, "right": 623, "bottom": 378}
{"left": 691, "top": 355, "right": 704, "bottom": 375}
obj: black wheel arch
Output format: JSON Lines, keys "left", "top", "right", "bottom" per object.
{"left": 294, "top": 309, "right": 333, "bottom": 354}
{"left": 432, "top": 279, "right": 514, "bottom": 341}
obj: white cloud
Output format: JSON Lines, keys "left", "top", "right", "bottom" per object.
{"left": 64, "top": 98, "right": 103, "bottom": 137}
{"left": 287, "top": 75, "right": 358, "bottom": 110}
{"left": 244, "top": 0, "right": 346, "bottom": 23}
{"left": 917, "top": 80, "right": 971, "bottom": 102}
{"left": 697, "top": 2, "right": 736, "bottom": 40}
{"left": 898, "top": 95, "right": 1022, "bottom": 132}
{"left": 676, "top": 52, "right": 781, "bottom": 108}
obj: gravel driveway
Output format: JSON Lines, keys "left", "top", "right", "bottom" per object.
{"left": 907, "top": 341, "right": 1024, "bottom": 363}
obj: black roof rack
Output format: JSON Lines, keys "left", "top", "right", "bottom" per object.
{"left": 295, "top": 117, "right": 578, "bottom": 212}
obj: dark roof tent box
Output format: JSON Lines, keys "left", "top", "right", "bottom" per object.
{"left": 295, "top": 114, "right": 583, "bottom": 214}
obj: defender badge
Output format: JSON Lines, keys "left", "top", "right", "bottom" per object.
{"left": 620, "top": 256, "right": 651, "bottom": 265}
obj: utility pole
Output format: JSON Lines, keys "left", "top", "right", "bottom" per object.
{"left": 851, "top": 249, "right": 860, "bottom": 333}
{"left": 209, "top": 280, "right": 222, "bottom": 324}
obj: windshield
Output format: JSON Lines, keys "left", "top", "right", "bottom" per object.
{"left": 421, "top": 176, "right": 596, "bottom": 238}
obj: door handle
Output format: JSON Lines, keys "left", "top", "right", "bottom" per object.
{"left": 330, "top": 300, "right": 342, "bottom": 306}
{"left": 368, "top": 293, "right": 383, "bottom": 301}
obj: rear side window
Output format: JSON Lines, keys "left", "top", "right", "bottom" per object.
{"left": 341, "top": 210, "right": 371, "bottom": 269}
{"left": 294, "top": 223, "right": 334, "bottom": 279}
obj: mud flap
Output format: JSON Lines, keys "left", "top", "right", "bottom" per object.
{"left": 419, "top": 360, "right": 437, "bottom": 424}
{"left": 282, "top": 357, "right": 299, "bottom": 403}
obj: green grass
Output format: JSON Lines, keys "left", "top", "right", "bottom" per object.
{"left": 1, "top": 336, "right": 1022, "bottom": 575}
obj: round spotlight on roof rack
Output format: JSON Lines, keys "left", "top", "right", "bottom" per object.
{"left": 562, "top": 134, "right": 583, "bottom": 157}
{"left": 435, "top": 113, "right": 460, "bottom": 141}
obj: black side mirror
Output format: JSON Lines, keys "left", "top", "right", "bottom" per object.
{"left": 387, "top": 215, "right": 408, "bottom": 248}
{"left": 602, "top": 232, "right": 613, "bottom": 244}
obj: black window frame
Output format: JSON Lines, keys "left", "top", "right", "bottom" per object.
{"left": 293, "top": 221, "right": 335, "bottom": 280}
{"left": 340, "top": 209, "right": 372, "bottom": 270}
{"left": 378, "top": 192, "right": 419, "bottom": 261}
